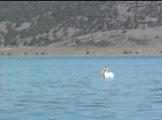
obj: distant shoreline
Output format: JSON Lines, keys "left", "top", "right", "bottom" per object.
{"left": 1, "top": 53, "right": 162, "bottom": 58}
{"left": 0, "top": 46, "right": 162, "bottom": 58}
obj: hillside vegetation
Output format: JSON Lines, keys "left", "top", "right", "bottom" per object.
{"left": 0, "top": 1, "right": 162, "bottom": 47}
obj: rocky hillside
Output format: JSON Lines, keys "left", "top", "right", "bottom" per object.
{"left": 0, "top": 1, "right": 162, "bottom": 47}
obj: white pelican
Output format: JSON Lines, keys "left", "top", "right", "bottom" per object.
{"left": 100, "top": 68, "right": 114, "bottom": 79}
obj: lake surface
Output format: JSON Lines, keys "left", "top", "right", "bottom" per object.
{"left": 0, "top": 56, "right": 162, "bottom": 120}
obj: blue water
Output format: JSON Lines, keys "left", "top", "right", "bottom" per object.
{"left": 0, "top": 56, "right": 162, "bottom": 120}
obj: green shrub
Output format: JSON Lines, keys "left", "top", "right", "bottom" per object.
{"left": 8, "top": 53, "right": 11, "bottom": 55}
{"left": 24, "top": 52, "right": 28, "bottom": 55}
{"left": 86, "top": 51, "right": 89, "bottom": 54}
{"left": 122, "top": 30, "right": 127, "bottom": 33}
{"left": 155, "top": 35, "right": 159, "bottom": 39}
{"left": 123, "top": 51, "right": 128, "bottom": 54}
{"left": 1, "top": 52, "right": 4, "bottom": 55}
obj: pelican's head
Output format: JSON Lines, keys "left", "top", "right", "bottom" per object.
{"left": 104, "top": 68, "right": 108, "bottom": 72}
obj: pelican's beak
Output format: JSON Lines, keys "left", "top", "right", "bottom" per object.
{"left": 100, "top": 69, "right": 104, "bottom": 74}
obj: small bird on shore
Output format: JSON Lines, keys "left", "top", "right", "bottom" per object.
{"left": 100, "top": 68, "right": 114, "bottom": 79}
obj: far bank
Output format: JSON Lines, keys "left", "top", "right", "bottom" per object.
{"left": 0, "top": 46, "right": 162, "bottom": 57}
